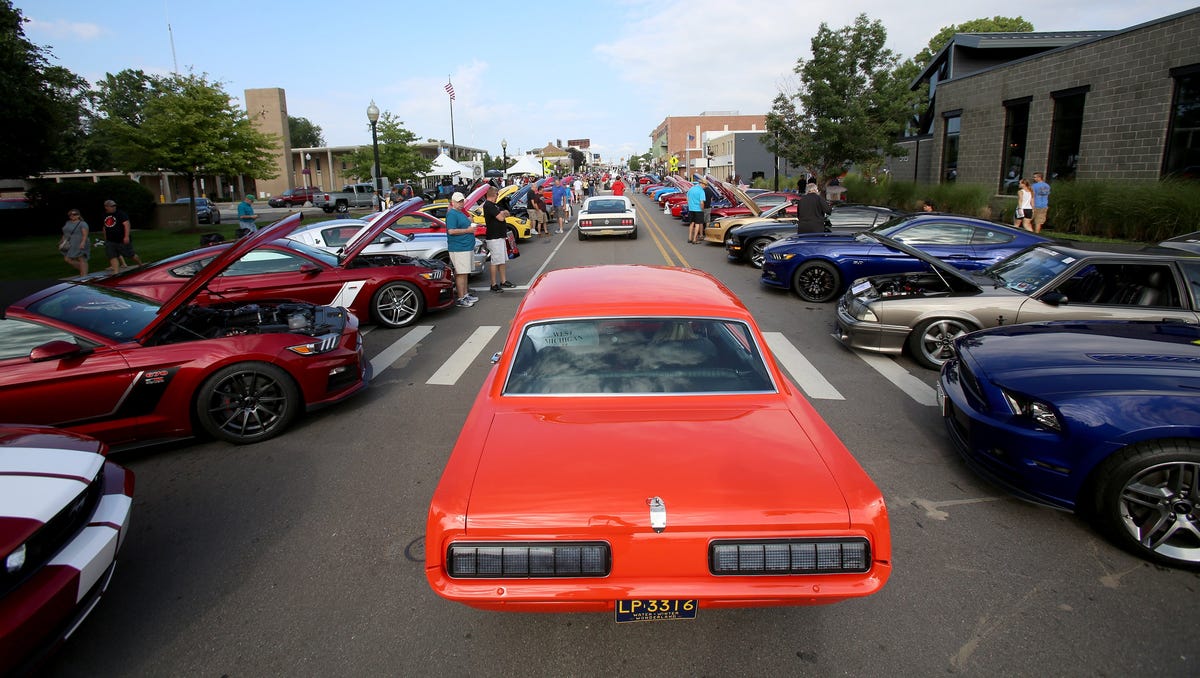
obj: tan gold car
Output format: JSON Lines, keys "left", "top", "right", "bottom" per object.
{"left": 703, "top": 183, "right": 797, "bottom": 244}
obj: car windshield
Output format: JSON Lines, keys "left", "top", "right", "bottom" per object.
{"left": 585, "top": 199, "right": 628, "bottom": 214}
{"left": 28, "top": 284, "right": 161, "bottom": 342}
{"left": 503, "top": 317, "right": 776, "bottom": 395}
{"left": 868, "top": 215, "right": 914, "bottom": 238}
{"left": 760, "top": 202, "right": 791, "bottom": 218}
{"left": 986, "top": 246, "right": 1076, "bottom": 295}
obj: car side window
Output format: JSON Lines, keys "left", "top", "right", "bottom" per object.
{"left": 1056, "top": 263, "right": 1182, "bottom": 307}
{"left": 395, "top": 214, "right": 440, "bottom": 231}
{"left": 893, "top": 223, "right": 974, "bottom": 245}
{"left": 224, "top": 250, "right": 312, "bottom": 276}
{"left": 0, "top": 318, "right": 76, "bottom": 360}
{"left": 970, "top": 228, "right": 1016, "bottom": 245}
{"left": 1178, "top": 261, "right": 1200, "bottom": 308}
{"left": 170, "top": 255, "right": 217, "bottom": 278}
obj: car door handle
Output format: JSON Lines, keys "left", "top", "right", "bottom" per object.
{"left": 222, "top": 287, "right": 249, "bottom": 294}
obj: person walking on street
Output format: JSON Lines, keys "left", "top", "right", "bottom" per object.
{"left": 1016, "top": 178, "right": 1034, "bottom": 231}
{"left": 61, "top": 208, "right": 89, "bottom": 276}
{"left": 237, "top": 193, "right": 259, "bottom": 234}
{"left": 573, "top": 177, "right": 583, "bottom": 204}
{"left": 483, "top": 186, "right": 515, "bottom": 292}
{"left": 794, "top": 183, "right": 831, "bottom": 234}
{"left": 611, "top": 176, "right": 626, "bottom": 196}
{"left": 1031, "top": 172, "right": 1050, "bottom": 234}
{"left": 551, "top": 180, "right": 571, "bottom": 234}
{"left": 101, "top": 199, "right": 141, "bottom": 274}
{"left": 445, "top": 192, "right": 478, "bottom": 307}
{"left": 686, "top": 180, "right": 706, "bottom": 244}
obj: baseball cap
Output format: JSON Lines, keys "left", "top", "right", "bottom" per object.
{"left": 450, "top": 192, "right": 465, "bottom": 202}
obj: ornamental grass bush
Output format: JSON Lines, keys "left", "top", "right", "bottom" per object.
{"left": 1047, "top": 180, "right": 1200, "bottom": 242}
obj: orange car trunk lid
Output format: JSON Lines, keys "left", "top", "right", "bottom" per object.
{"left": 464, "top": 407, "right": 851, "bottom": 535}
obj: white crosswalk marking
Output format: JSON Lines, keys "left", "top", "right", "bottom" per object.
{"left": 854, "top": 351, "right": 938, "bottom": 406}
{"left": 427, "top": 326, "right": 501, "bottom": 385}
{"left": 763, "top": 332, "right": 844, "bottom": 400}
{"left": 369, "top": 325, "right": 433, "bottom": 375}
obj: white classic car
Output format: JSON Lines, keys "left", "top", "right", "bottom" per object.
{"left": 288, "top": 218, "right": 488, "bottom": 276}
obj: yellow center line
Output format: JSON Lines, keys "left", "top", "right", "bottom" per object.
{"left": 635, "top": 194, "right": 690, "bottom": 268}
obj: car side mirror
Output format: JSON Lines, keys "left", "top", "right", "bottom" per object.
{"left": 1041, "top": 290, "right": 1069, "bottom": 306}
{"left": 30, "top": 340, "right": 90, "bottom": 362}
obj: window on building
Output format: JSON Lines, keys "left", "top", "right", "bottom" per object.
{"left": 1164, "top": 66, "right": 1200, "bottom": 178}
{"left": 1048, "top": 88, "right": 1087, "bottom": 181}
{"left": 941, "top": 113, "right": 961, "bottom": 183}
{"left": 1000, "top": 99, "right": 1030, "bottom": 195}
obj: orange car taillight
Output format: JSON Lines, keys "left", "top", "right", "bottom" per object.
{"left": 447, "top": 542, "right": 610, "bottom": 578}
{"left": 709, "top": 538, "right": 870, "bottom": 575}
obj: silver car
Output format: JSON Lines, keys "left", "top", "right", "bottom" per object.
{"left": 577, "top": 196, "right": 637, "bottom": 240}
{"left": 288, "top": 218, "right": 487, "bottom": 276}
{"left": 835, "top": 237, "right": 1200, "bottom": 369}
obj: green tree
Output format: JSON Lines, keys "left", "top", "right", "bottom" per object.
{"left": 0, "top": 0, "right": 84, "bottom": 178}
{"left": 565, "top": 147, "right": 587, "bottom": 172}
{"left": 341, "top": 111, "right": 432, "bottom": 186}
{"left": 289, "top": 115, "right": 324, "bottom": 148}
{"left": 99, "top": 72, "right": 278, "bottom": 228}
{"left": 765, "top": 14, "right": 917, "bottom": 184}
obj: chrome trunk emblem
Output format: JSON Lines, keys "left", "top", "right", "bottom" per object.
{"left": 647, "top": 496, "right": 667, "bottom": 533}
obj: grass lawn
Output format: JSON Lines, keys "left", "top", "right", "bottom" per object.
{"left": 4, "top": 213, "right": 349, "bottom": 281}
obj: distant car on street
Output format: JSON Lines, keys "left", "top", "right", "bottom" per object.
{"left": 175, "top": 197, "right": 221, "bottom": 224}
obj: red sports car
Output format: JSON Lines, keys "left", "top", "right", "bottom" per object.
{"left": 0, "top": 425, "right": 134, "bottom": 674}
{"left": 425, "top": 265, "right": 891, "bottom": 619}
{"left": 0, "top": 216, "right": 368, "bottom": 447}
{"left": 97, "top": 198, "right": 455, "bottom": 329}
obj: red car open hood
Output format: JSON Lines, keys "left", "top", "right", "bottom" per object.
{"left": 135, "top": 214, "right": 302, "bottom": 341}
{"left": 340, "top": 197, "right": 427, "bottom": 265}
{"left": 460, "top": 184, "right": 491, "bottom": 212}
{"left": 463, "top": 407, "right": 852, "bottom": 536}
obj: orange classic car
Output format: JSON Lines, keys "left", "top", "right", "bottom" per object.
{"left": 425, "top": 265, "right": 890, "bottom": 620}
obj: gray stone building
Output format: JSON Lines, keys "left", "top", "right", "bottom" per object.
{"left": 885, "top": 8, "right": 1200, "bottom": 193}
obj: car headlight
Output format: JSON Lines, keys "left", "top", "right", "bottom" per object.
{"left": 287, "top": 333, "right": 339, "bottom": 355}
{"left": 1001, "top": 389, "right": 1062, "bottom": 431}
{"left": 852, "top": 303, "right": 878, "bottom": 322}
{"left": 419, "top": 269, "right": 445, "bottom": 281}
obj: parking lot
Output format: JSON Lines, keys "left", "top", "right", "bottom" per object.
{"left": 40, "top": 190, "right": 1200, "bottom": 677}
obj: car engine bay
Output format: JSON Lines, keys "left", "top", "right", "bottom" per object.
{"left": 157, "top": 302, "right": 347, "bottom": 343}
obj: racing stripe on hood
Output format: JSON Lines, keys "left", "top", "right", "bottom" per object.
{"left": 0, "top": 447, "right": 104, "bottom": 485}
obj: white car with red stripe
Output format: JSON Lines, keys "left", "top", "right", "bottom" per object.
{"left": 0, "top": 425, "right": 134, "bottom": 674}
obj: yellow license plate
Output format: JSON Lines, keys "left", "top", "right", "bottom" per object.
{"left": 615, "top": 599, "right": 698, "bottom": 623}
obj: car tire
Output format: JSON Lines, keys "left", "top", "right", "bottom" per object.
{"left": 336, "top": 202, "right": 349, "bottom": 214}
{"left": 371, "top": 281, "right": 424, "bottom": 328}
{"left": 213, "top": 210, "right": 220, "bottom": 224}
{"left": 907, "top": 317, "right": 977, "bottom": 369}
{"left": 434, "top": 252, "right": 453, "bottom": 275}
{"left": 748, "top": 238, "right": 774, "bottom": 269}
{"left": 1089, "top": 440, "right": 1200, "bottom": 568}
{"left": 195, "top": 362, "right": 299, "bottom": 444}
{"left": 792, "top": 261, "right": 842, "bottom": 303}
{"left": 629, "top": 228, "right": 637, "bottom": 240}
{"left": 578, "top": 230, "right": 587, "bottom": 241}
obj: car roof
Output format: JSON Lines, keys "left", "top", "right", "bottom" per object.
{"left": 521, "top": 265, "right": 754, "bottom": 322}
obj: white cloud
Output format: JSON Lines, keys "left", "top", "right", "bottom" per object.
{"left": 25, "top": 17, "right": 104, "bottom": 41}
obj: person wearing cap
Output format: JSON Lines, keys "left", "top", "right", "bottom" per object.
{"left": 101, "top": 199, "right": 141, "bottom": 274}
{"left": 686, "top": 179, "right": 706, "bottom": 244}
{"left": 237, "top": 193, "right": 259, "bottom": 234}
{"left": 445, "top": 192, "right": 478, "bottom": 307}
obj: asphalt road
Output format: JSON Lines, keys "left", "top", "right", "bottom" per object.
{"left": 41, "top": 191, "right": 1200, "bottom": 677}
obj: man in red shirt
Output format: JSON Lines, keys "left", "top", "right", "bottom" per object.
{"left": 611, "top": 176, "right": 626, "bottom": 196}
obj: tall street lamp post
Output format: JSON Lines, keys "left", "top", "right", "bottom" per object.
{"left": 501, "top": 138, "right": 508, "bottom": 182}
{"left": 366, "top": 100, "right": 381, "bottom": 208}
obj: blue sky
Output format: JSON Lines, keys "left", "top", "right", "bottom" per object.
{"left": 19, "top": 0, "right": 1199, "bottom": 165}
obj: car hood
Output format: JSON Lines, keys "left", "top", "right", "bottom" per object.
{"left": 727, "top": 183, "right": 762, "bottom": 216}
{"left": 0, "top": 425, "right": 106, "bottom": 559}
{"left": 136, "top": 213, "right": 303, "bottom": 340}
{"left": 958, "top": 321, "right": 1200, "bottom": 397}
{"left": 860, "top": 232, "right": 980, "bottom": 290}
{"left": 460, "top": 184, "right": 491, "bottom": 211}
{"left": 462, "top": 407, "right": 852, "bottom": 535}
{"left": 342, "top": 197, "right": 427, "bottom": 264}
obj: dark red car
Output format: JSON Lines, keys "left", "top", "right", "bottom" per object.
{"left": 97, "top": 199, "right": 456, "bottom": 330}
{"left": 268, "top": 186, "right": 321, "bottom": 208}
{"left": 0, "top": 216, "right": 369, "bottom": 447}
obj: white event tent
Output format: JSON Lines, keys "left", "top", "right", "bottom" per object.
{"left": 505, "top": 155, "right": 543, "bottom": 176}
{"left": 424, "top": 153, "right": 475, "bottom": 178}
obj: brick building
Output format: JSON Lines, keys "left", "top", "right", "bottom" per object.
{"left": 885, "top": 8, "right": 1200, "bottom": 193}
{"left": 649, "top": 112, "right": 767, "bottom": 176}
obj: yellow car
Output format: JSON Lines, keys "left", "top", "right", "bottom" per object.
{"left": 468, "top": 184, "right": 532, "bottom": 240}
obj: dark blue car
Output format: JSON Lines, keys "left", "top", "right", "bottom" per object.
{"left": 760, "top": 213, "right": 1049, "bottom": 303}
{"left": 939, "top": 320, "right": 1200, "bottom": 568}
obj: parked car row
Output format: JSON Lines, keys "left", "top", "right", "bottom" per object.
{"left": 625, "top": 170, "right": 1200, "bottom": 570}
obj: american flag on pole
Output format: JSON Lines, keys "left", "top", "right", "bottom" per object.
{"left": 445, "top": 81, "right": 455, "bottom": 100}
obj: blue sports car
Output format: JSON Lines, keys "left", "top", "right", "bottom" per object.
{"left": 760, "top": 214, "right": 1050, "bottom": 302}
{"left": 939, "top": 320, "right": 1200, "bottom": 569}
